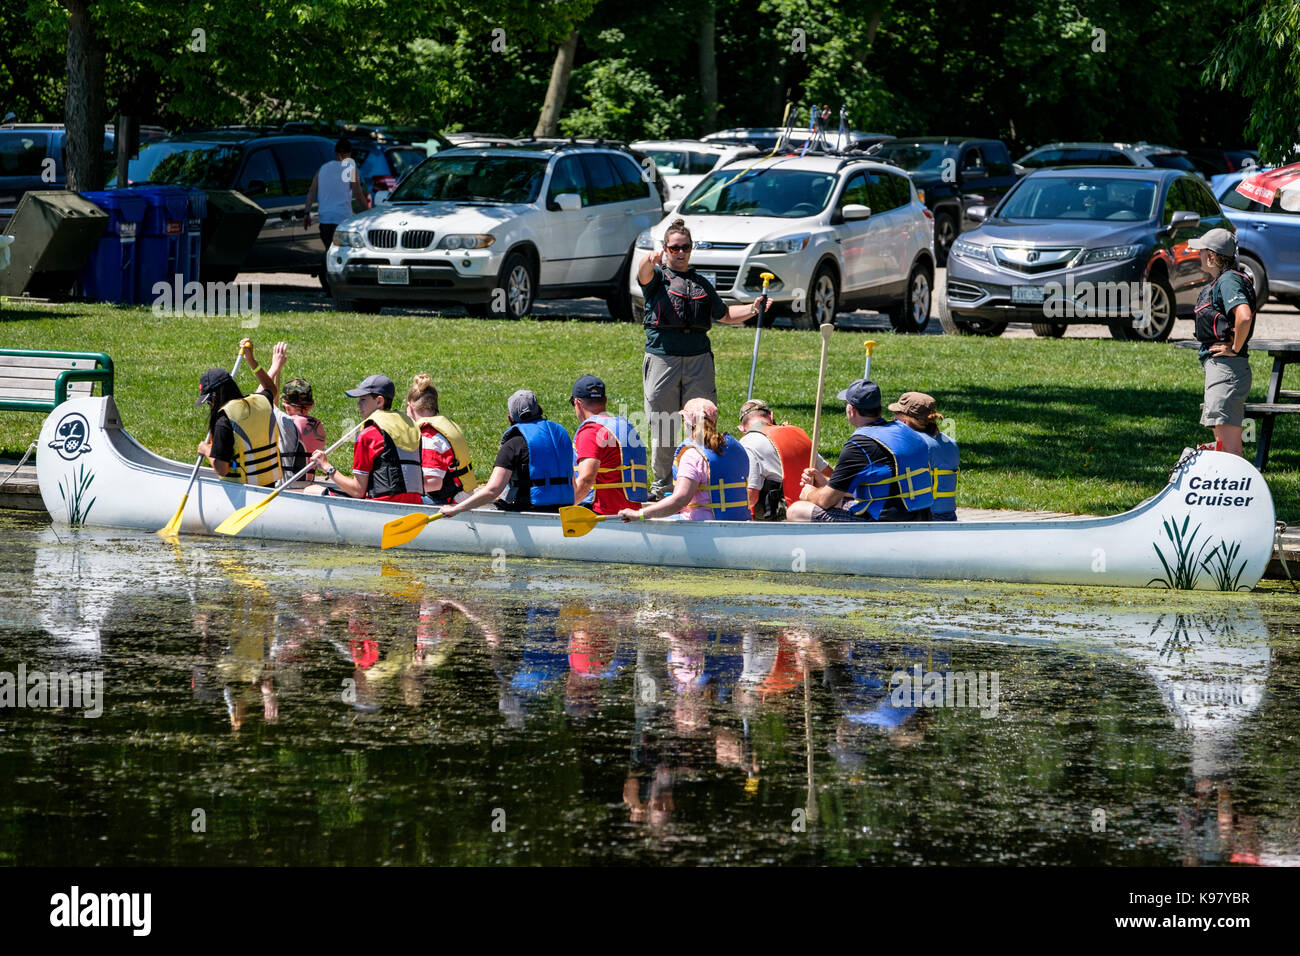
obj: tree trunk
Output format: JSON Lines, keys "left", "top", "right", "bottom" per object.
{"left": 698, "top": 1, "right": 718, "bottom": 135}
{"left": 62, "top": 0, "right": 105, "bottom": 192}
{"left": 534, "top": 28, "right": 580, "bottom": 138}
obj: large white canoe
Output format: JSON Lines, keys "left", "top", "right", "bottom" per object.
{"left": 36, "top": 396, "right": 1277, "bottom": 590}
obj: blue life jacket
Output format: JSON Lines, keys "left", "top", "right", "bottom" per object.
{"left": 574, "top": 414, "right": 649, "bottom": 504}
{"left": 843, "top": 420, "right": 934, "bottom": 519}
{"left": 920, "top": 430, "right": 959, "bottom": 519}
{"left": 672, "top": 433, "right": 751, "bottom": 520}
{"left": 502, "top": 419, "right": 573, "bottom": 507}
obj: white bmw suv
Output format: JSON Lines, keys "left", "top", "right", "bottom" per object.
{"left": 629, "top": 154, "right": 936, "bottom": 331}
{"left": 328, "top": 142, "right": 663, "bottom": 318}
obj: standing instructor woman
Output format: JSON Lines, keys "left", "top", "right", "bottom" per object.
{"left": 640, "top": 218, "right": 768, "bottom": 499}
{"left": 1190, "top": 228, "right": 1256, "bottom": 457}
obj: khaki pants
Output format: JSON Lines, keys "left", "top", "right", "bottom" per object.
{"left": 643, "top": 351, "right": 717, "bottom": 495}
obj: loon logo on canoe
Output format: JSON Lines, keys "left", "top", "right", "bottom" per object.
{"left": 48, "top": 413, "right": 91, "bottom": 460}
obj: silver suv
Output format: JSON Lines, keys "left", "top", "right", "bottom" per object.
{"left": 327, "top": 142, "right": 663, "bottom": 317}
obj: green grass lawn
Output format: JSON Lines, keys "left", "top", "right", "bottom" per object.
{"left": 3, "top": 301, "right": 1297, "bottom": 519}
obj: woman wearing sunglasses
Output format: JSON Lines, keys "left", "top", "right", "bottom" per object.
{"left": 638, "top": 218, "right": 769, "bottom": 500}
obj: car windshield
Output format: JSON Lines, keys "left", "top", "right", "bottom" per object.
{"left": 388, "top": 153, "right": 547, "bottom": 203}
{"left": 111, "top": 141, "right": 243, "bottom": 187}
{"left": 997, "top": 176, "right": 1159, "bottom": 221}
{"left": 646, "top": 150, "right": 718, "bottom": 176}
{"left": 678, "top": 167, "right": 838, "bottom": 217}
{"left": 872, "top": 143, "right": 959, "bottom": 172}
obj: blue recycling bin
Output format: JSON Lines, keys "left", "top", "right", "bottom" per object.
{"left": 134, "top": 185, "right": 191, "bottom": 306}
{"left": 78, "top": 189, "right": 148, "bottom": 303}
{"left": 184, "top": 188, "right": 206, "bottom": 286}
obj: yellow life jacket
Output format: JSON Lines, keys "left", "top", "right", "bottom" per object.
{"left": 363, "top": 409, "right": 424, "bottom": 497}
{"left": 413, "top": 414, "right": 479, "bottom": 493}
{"left": 220, "top": 393, "right": 283, "bottom": 487}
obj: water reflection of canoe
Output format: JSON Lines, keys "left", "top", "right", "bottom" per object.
{"left": 36, "top": 397, "right": 1277, "bottom": 590}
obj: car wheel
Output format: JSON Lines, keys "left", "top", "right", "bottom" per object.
{"left": 799, "top": 265, "right": 838, "bottom": 330}
{"left": 317, "top": 271, "right": 330, "bottom": 293}
{"left": 887, "top": 262, "right": 933, "bottom": 333}
{"left": 499, "top": 251, "right": 536, "bottom": 320}
{"left": 1237, "top": 253, "right": 1269, "bottom": 306}
{"left": 605, "top": 250, "right": 635, "bottom": 321}
{"left": 1031, "top": 323, "right": 1067, "bottom": 338}
{"left": 1108, "top": 272, "right": 1174, "bottom": 342}
{"left": 933, "top": 212, "right": 957, "bottom": 266}
{"left": 938, "top": 296, "right": 1007, "bottom": 336}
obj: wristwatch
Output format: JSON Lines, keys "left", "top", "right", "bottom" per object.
{"left": 325, "top": 466, "right": 337, "bottom": 478}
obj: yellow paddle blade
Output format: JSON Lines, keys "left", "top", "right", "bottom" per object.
{"left": 559, "top": 505, "right": 607, "bottom": 538}
{"left": 380, "top": 511, "right": 442, "bottom": 550}
{"left": 156, "top": 492, "right": 188, "bottom": 540}
{"left": 213, "top": 496, "right": 275, "bottom": 536}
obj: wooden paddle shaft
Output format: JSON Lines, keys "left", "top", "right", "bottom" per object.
{"left": 808, "top": 324, "right": 834, "bottom": 469}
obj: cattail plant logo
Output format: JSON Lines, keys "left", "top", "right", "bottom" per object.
{"left": 1148, "top": 515, "right": 1250, "bottom": 591}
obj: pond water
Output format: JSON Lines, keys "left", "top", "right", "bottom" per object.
{"left": 1, "top": 510, "right": 1298, "bottom": 866}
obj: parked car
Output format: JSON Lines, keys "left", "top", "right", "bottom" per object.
{"left": 1213, "top": 168, "right": 1300, "bottom": 311}
{"left": 1187, "top": 148, "right": 1261, "bottom": 178}
{"left": 1015, "top": 142, "right": 1204, "bottom": 179}
{"left": 702, "top": 127, "right": 893, "bottom": 153}
{"left": 347, "top": 139, "right": 427, "bottom": 204}
{"left": 0, "top": 122, "right": 166, "bottom": 223}
{"left": 867, "top": 136, "right": 1018, "bottom": 265}
{"left": 630, "top": 140, "right": 760, "bottom": 201}
{"left": 326, "top": 141, "right": 663, "bottom": 318}
{"left": 111, "top": 129, "right": 339, "bottom": 279}
{"left": 939, "top": 167, "right": 1230, "bottom": 341}
{"left": 445, "top": 132, "right": 518, "bottom": 145}
{"left": 629, "top": 153, "right": 937, "bottom": 332}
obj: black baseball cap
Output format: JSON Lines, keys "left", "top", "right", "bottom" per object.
{"left": 836, "top": 379, "right": 882, "bottom": 413}
{"left": 195, "top": 368, "right": 235, "bottom": 406}
{"left": 345, "top": 374, "right": 395, "bottom": 400}
{"left": 572, "top": 374, "right": 606, "bottom": 401}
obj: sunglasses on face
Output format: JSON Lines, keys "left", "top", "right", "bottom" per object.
{"left": 666, "top": 244, "right": 692, "bottom": 253}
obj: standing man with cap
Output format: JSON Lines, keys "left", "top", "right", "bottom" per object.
{"left": 1189, "top": 228, "right": 1257, "bottom": 457}
{"left": 571, "top": 374, "right": 648, "bottom": 515}
{"left": 197, "top": 339, "right": 288, "bottom": 486}
{"left": 736, "top": 398, "right": 830, "bottom": 520}
{"left": 439, "top": 389, "right": 573, "bottom": 516}
{"left": 639, "top": 219, "right": 770, "bottom": 501}
{"left": 889, "top": 392, "right": 959, "bottom": 521}
{"left": 785, "top": 379, "right": 933, "bottom": 523}
{"left": 308, "top": 374, "right": 423, "bottom": 502}
{"left": 304, "top": 138, "right": 370, "bottom": 291}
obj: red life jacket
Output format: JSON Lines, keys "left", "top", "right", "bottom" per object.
{"left": 763, "top": 425, "right": 814, "bottom": 507}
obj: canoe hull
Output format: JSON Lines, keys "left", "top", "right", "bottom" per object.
{"left": 36, "top": 397, "right": 1277, "bottom": 590}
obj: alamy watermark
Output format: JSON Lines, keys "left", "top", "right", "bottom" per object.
{"left": 889, "top": 665, "right": 1000, "bottom": 717}
{"left": 0, "top": 664, "right": 103, "bottom": 717}
{"left": 151, "top": 273, "right": 261, "bottom": 327}
{"left": 1039, "top": 276, "right": 1154, "bottom": 321}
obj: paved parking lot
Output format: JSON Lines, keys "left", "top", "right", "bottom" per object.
{"left": 242, "top": 268, "right": 1299, "bottom": 341}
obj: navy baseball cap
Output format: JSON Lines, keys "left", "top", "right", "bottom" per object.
{"left": 195, "top": 368, "right": 235, "bottom": 406}
{"left": 836, "top": 379, "right": 882, "bottom": 413}
{"left": 345, "top": 374, "right": 395, "bottom": 400}
{"left": 572, "top": 374, "right": 606, "bottom": 401}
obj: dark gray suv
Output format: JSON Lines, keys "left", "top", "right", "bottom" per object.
{"left": 939, "top": 167, "right": 1230, "bottom": 341}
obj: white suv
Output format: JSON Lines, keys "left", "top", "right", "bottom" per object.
{"left": 629, "top": 155, "right": 936, "bottom": 331}
{"left": 328, "top": 143, "right": 663, "bottom": 318}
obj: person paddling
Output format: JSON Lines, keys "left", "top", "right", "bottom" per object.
{"left": 196, "top": 339, "right": 288, "bottom": 486}
{"left": 618, "top": 397, "right": 750, "bottom": 522}
{"left": 405, "top": 373, "right": 477, "bottom": 505}
{"left": 736, "top": 398, "right": 830, "bottom": 520}
{"left": 786, "top": 379, "right": 933, "bottom": 522}
{"left": 439, "top": 389, "right": 573, "bottom": 516}
{"left": 571, "top": 374, "right": 648, "bottom": 515}
{"left": 280, "top": 376, "right": 326, "bottom": 483}
{"left": 308, "top": 374, "right": 424, "bottom": 503}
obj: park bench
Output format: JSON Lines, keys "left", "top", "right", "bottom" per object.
{"left": 0, "top": 349, "right": 115, "bottom": 413}
{"left": 1242, "top": 342, "right": 1300, "bottom": 471}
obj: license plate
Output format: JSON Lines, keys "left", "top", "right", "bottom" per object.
{"left": 698, "top": 271, "right": 716, "bottom": 287}
{"left": 377, "top": 266, "right": 409, "bottom": 285}
{"left": 1011, "top": 285, "right": 1045, "bottom": 304}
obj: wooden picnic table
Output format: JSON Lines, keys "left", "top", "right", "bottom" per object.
{"left": 1178, "top": 339, "right": 1300, "bottom": 470}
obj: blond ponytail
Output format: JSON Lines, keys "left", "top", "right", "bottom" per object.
{"left": 407, "top": 373, "right": 439, "bottom": 416}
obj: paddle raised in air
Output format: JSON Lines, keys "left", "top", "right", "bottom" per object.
{"left": 213, "top": 422, "right": 363, "bottom": 536}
